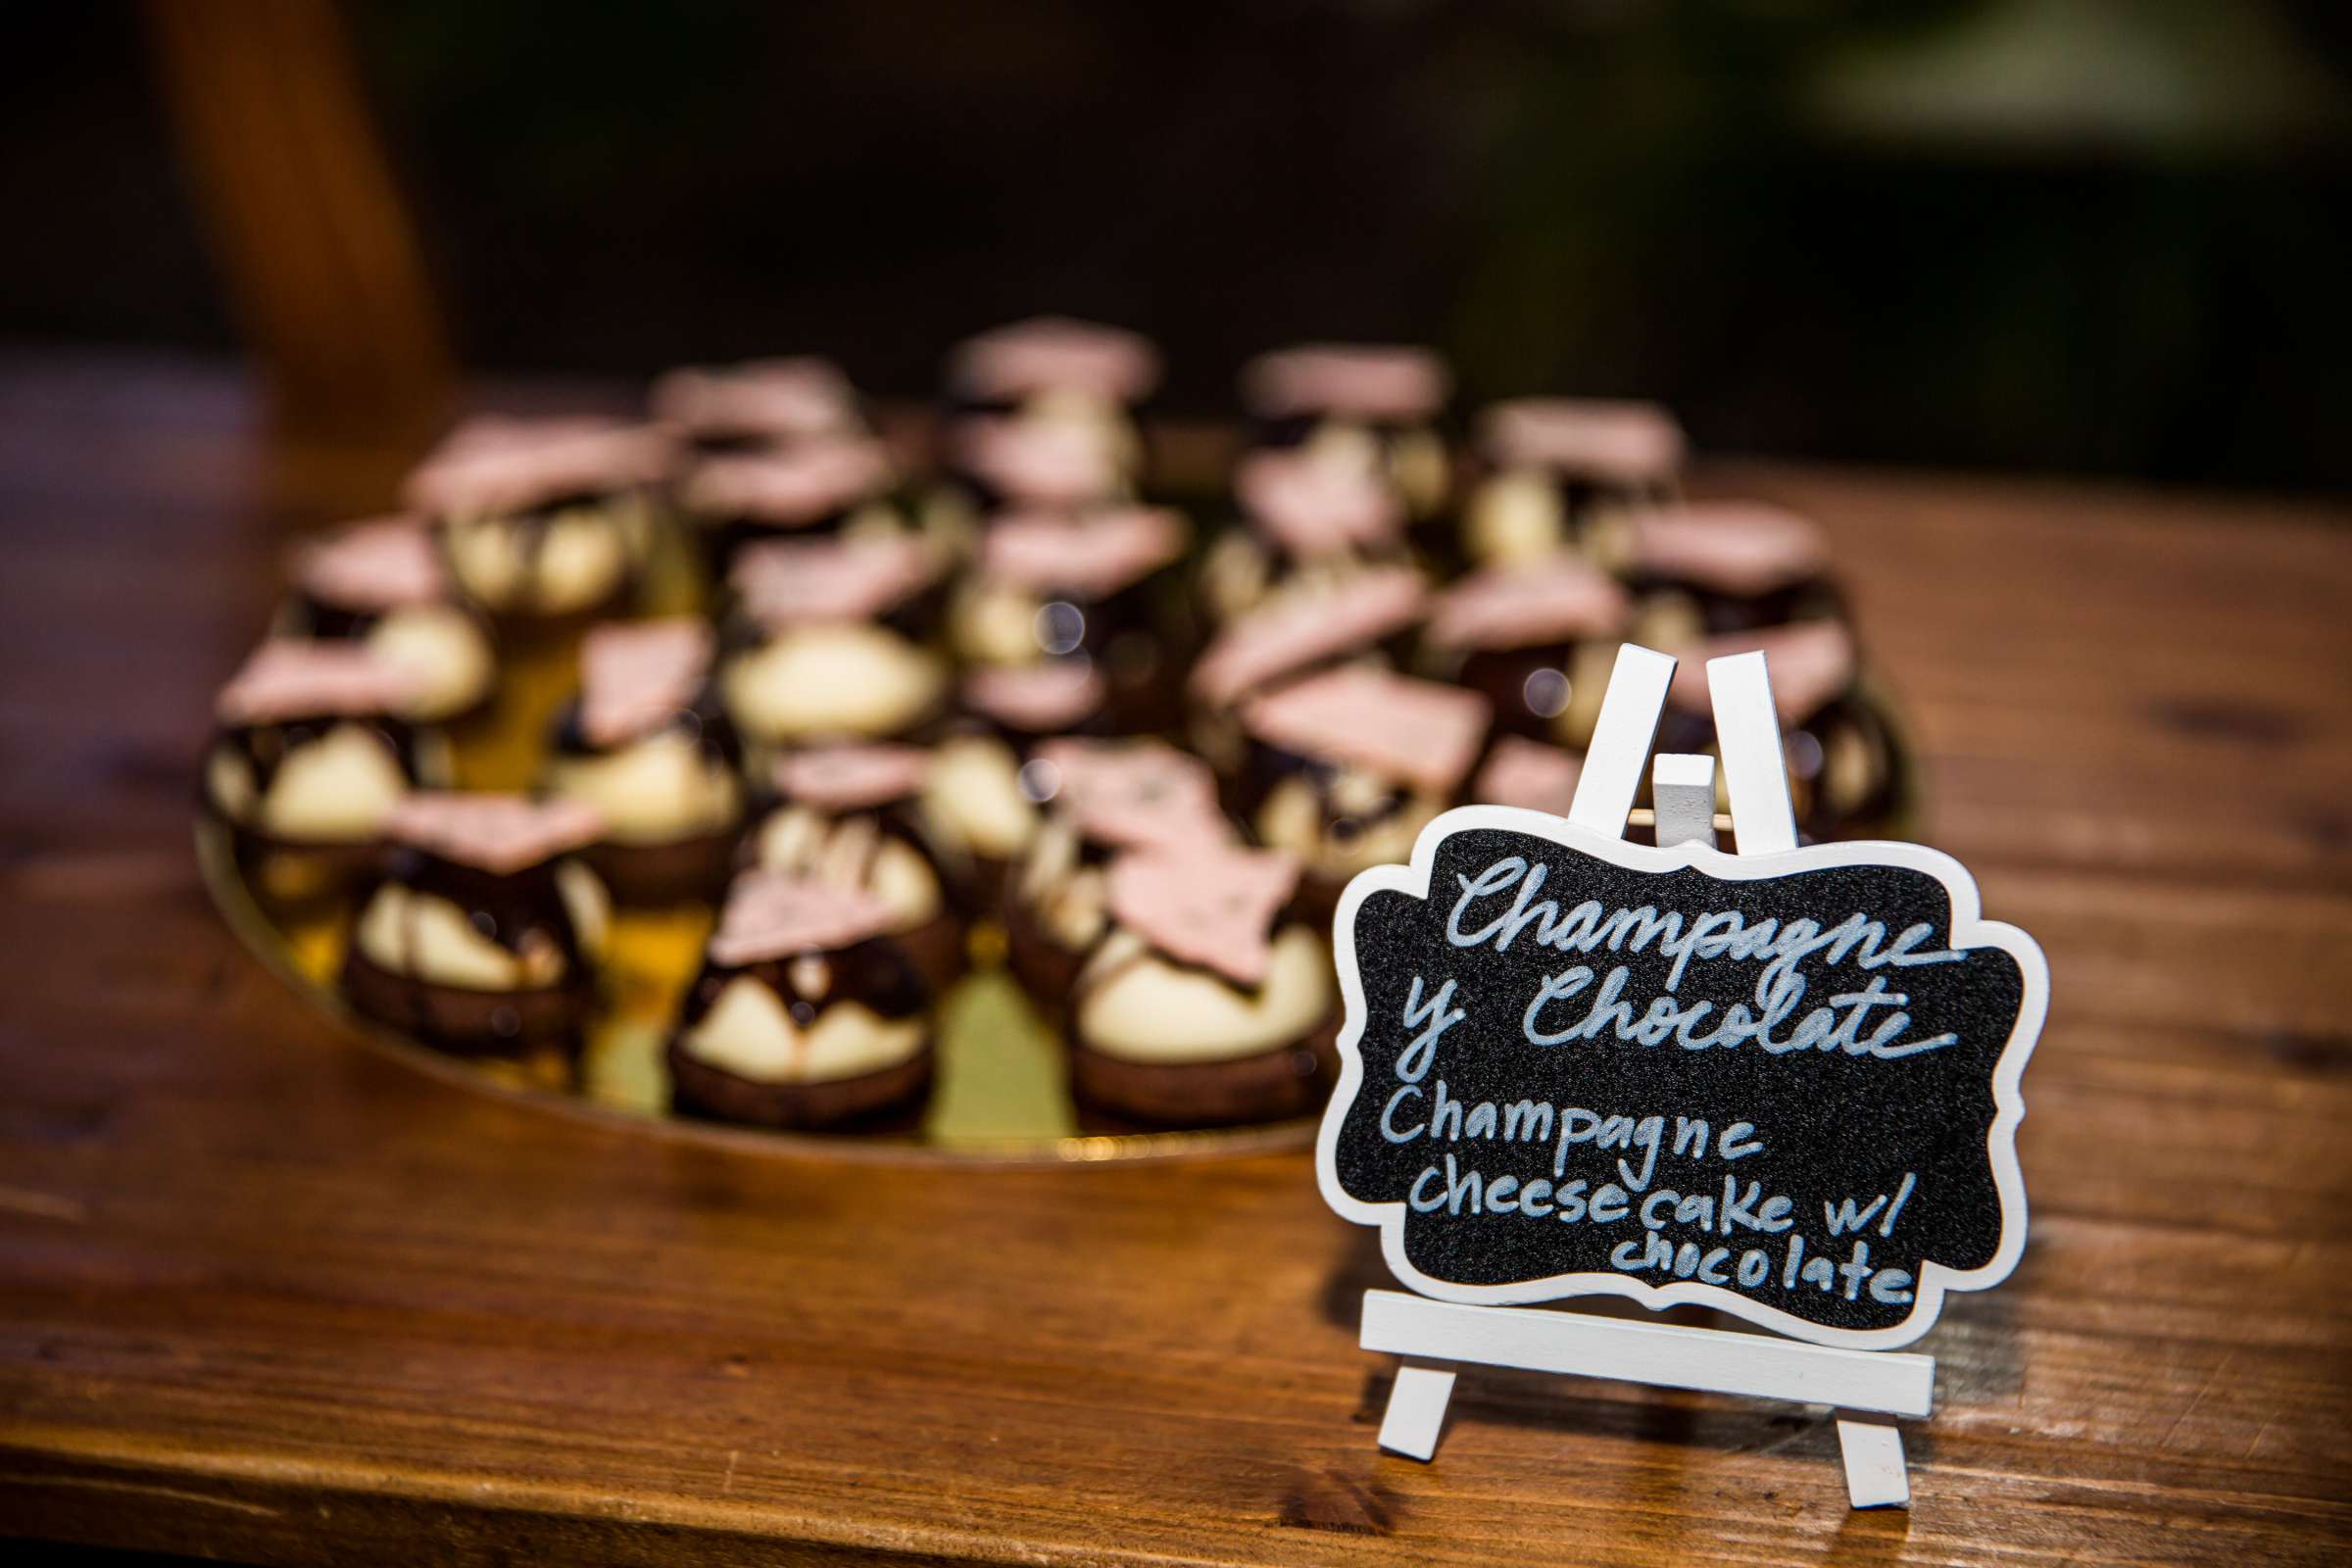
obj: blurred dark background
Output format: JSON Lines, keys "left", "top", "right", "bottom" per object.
{"left": 7, "top": 0, "right": 2348, "bottom": 490}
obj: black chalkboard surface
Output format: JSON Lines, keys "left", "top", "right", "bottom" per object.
{"left": 1317, "top": 808, "right": 2047, "bottom": 1350}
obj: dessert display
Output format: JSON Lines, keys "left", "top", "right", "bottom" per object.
{"left": 542, "top": 617, "right": 744, "bottom": 906}
{"left": 342, "top": 793, "right": 609, "bottom": 1054}
{"left": 200, "top": 318, "right": 1916, "bottom": 1157}
{"left": 281, "top": 517, "right": 498, "bottom": 722}
{"left": 751, "top": 744, "right": 966, "bottom": 993}
{"left": 404, "top": 416, "right": 676, "bottom": 620}
{"left": 204, "top": 640, "right": 443, "bottom": 905}
{"left": 667, "top": 870, "right": 935, "bottom": 1130}
{"left": 1240, "top": 343, "right": 1452, "bottom": 520}
{"left": 1463, "top": 398, "right": 1685, "bottom": 568}
{"left": 1068, "top": 844, "right": 1337, "bottom": 1126}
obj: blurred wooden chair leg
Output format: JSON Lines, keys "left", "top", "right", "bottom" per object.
{"left": 144, "top": 0, "right": 454, "bottom": 467}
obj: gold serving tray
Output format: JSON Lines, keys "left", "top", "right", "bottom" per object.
{"left": 198, "top": 526, "right": 1920, "bottom": 1166}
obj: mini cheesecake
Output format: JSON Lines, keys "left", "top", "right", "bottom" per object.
{"left": 343, "top": 793, "right": 610, "bottom": 1054}
{"left": 943, "top": 316, "right": 1159, "bottom": 500}
{"left": 204, "top": 641, "right": 442, "bottom": 905}
{"left": 676, "top": 438, "right": 903, "bottom": 580}
{"left": 951, "top": 506, "right": 1191, "bottom": 733}
{"left": 403, "top": 416, "right": 676, "bottom": 621}
{"left": 541, "top": 617, "right": 745, "bottom": 906}
{"left": 1469, "top": 735, "right": 1585, "bottom": 818}
{"left": 920, "top": 662, "right": 1114, "bottom": 908}
{"left": 1622, "top": 501, "right": 1840, "bottom": 639}
{"left": 1068, "top": 843, "right": 1337, "bottom": 1126}
{"left": 1239, "top": 343, "right": 1452, "bottom": 520}
{"left": 281, "top": 516, "right": 497, "bottom": 722}
{"left": 720, "top": 535, "right": 950, "bottom": 755}
{"left": 749, "top": 744, "right": 966, "bottom": 994}
{"left": 649, "top": 357, "right": 866, "bottom": 455}
{"left": 1187, "top": 564, "right": 1429, "bottom": 770}
{"left": 1200, "top": 448, "right": 1410, "bottom": 625}
{"left": 1423, "top": 555, "right": 1631, "bottom": 745}
{"left": 1003, "top": 738, "right": 1234, "bottom": 1009}
{"left": 944, "top": 413, "right": 1132, "bottom": 517}
{"left": 1464, "top": 398, "right": 1685, "bottom": 568}
{"left": 667, "top": 871, "right": 934, "bottom": 1130}
{"left": 1233, "top": 665, "right": 1491, "bottom": 928}
{"left": 1659, "top": 619, "right": 1899, "bottom": 842}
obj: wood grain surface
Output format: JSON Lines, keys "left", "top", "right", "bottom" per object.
{"left": 2, "top": 354, "right": 2349, "bottom": 1565}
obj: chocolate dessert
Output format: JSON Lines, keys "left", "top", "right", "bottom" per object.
{"left": 403, "top": 416, "right": 676, "bottom": 620}
{"left": 676, "top": 438, "right": 902, "bottom": 579}
{"left": 1658, "top": 619, "right": 1900, "bottom": 841}
{"left": 1239, "top": 343, "right": 1452, "bottom": 519}
{"left": 920, "top": 663, "right": 1115, "bottom": 906}
{"left": 1231, "top": 665, "right": 1492, "bottom": 927}
{"left": 1422, "top": 555, "right": 1632, "bottom": 744}
{"left": 1464, "top": 398, "right": 1685, "bottom": 567}
{"left": 1200, "top": 448, "right": 1411, "bottom": 625}
{"left": 204, "top": 640, "right": 443, "bottom": 905}
{"left": 342, "top": 793, "right": 609, "bottom": 1054}
{"left": 719, "top": 535, "right": 950, "bottom": 753}
{"left": 1002, "top": 738, "right": 1234, "bottom": 1009}
{"left": 1186, "top": 564, "right": 1430, "bottom": 771}
{"left": 649, "top": 357, "right": 866, "bottom": 454}
{"left": 667, "top": 871, "right": 934, "bottom": 1130}
{"left": 1067, "top": 843, "right": 1337, "bottom": 1125}
{"left": 1622, "top": 501, "right": 1841, "bottom": 638}
{"left": 950, "top": 506, "right": 1191, "bottom": 733}
{"left": 749, "top": 744, "right": 967, "bottom": 993}
{"left": 281, "top": 516, "right": 497, "bottom": 722}
{"left": 541, "top": 618, "right": 745, "bottom": 906}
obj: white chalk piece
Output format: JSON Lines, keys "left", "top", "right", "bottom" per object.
{"left": 1565, "top": 643, "right": 1675, "bottom": 841}
{"left": 1650, "top": 752, "right": 1717, "bottom": 849}
{"left": 1706, "top": 650, "right": 1798, "bottom": 855}
{"left": 1318, "top": 640, "right": 2049, "bottom": 1508}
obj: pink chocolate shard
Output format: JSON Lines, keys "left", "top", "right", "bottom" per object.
{"left": 1236, "top": 449, "right": 1404, "bottom": 557}
{"left": 577, "top": 617, "right": 713, "bottom": 747}
{"left": 1425, "top": 557, "right": 1631, "bottom": 651}
{"left": 649, "top": 357, "right": 858, "bottom": 442}
{"left": 952, "top": 416, "right": 1123, "bottom": 510}
{"left": 404, "top": 416, "right": 677, "bottom": 517}
{"left": 384, "top": 792, "right": 604, "bottom": 874}
{"left": 707, "top": 869, "right": 904, "bottom": 966}
{"left": 1241, "top": 666, "right": 1492, "bottom": 797}
{"left": 1633, "top": 502, "right": 1831, "bottom": 598}
{"left": 1473, "top": 736, "right": 1585, "bottom": 816}
{"left": 1478, "top": 398, "right": 1686, "bottom": 485}
{"left": 679, "top": 439, "right": 892, "bottom": 524}
{"left": 962, "top": 661, "right": 1106, "bottom": 732}
{"left": 977, "top": 507, "right": 1187, "bottom": 598}
{"left": 1667, "top": 619, "right": 1857, "bottom": 725}
{"left": 1030, "top": 739, "right": 1230, "bottom": 850}
{"left": 1189, "top": 566, "right": 1429, "bottom": 710}
{"left": 1240, "top": 343, "right": 1449, "bottom": 422}
{"left": 216, "top": 640, "right": 419, "bottom": 725}
{"left": 949, "top": 317, "right": 1161, "bottom": 404}
{"left": 292, "top": 516, "right": 449, "bottom": 612}
{"left": 1105, "top": 843, "right": 1301, "bottom": 987}
{"left": 772, "top": 744, "right": 931, "bottom": 812}
{"left": 730, "top": 535, "right": 940, "bottom": 629}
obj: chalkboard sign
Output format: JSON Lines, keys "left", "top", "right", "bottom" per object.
{"left": 1317, "top": 806, "right": 2047, "bottom": 1350}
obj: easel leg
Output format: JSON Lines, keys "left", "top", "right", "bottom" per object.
{"left": 1835, "top": 1411, "right": 1910, "bottom": 1509}
{"left": 1377, "top": 1359, "right": 1457, "bottom": 1461}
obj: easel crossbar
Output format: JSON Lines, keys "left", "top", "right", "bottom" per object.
{"left": 1360, "top": 1291, "right": 1935, "bottom": 1416}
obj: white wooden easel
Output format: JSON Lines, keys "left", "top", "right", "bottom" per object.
{"left": 1362, "top": 645, "right": 1934, "bottom": 1509}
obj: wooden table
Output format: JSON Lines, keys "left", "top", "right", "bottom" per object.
{"left": 3, "top": 353, "right": 2349, "bottom": 1565}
